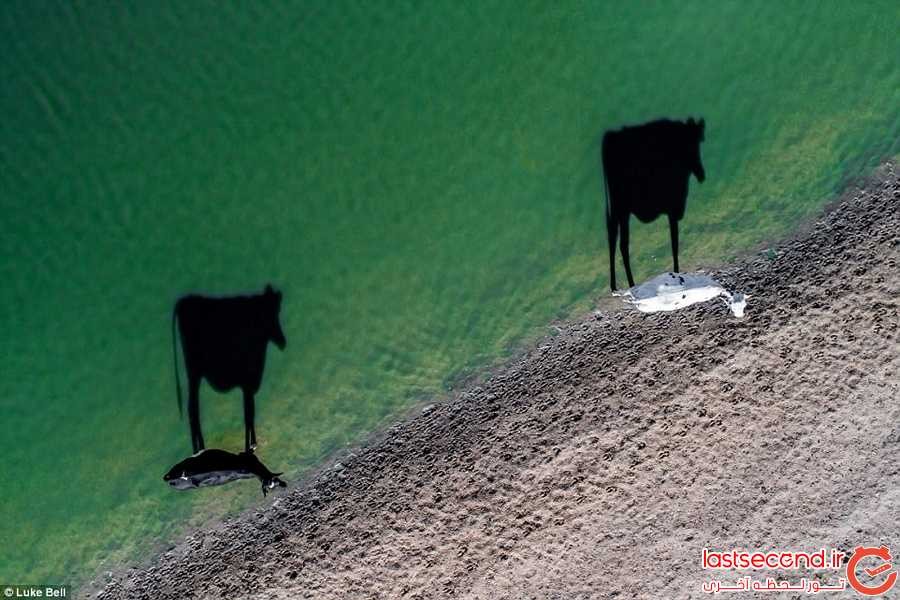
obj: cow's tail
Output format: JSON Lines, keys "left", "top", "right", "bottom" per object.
{"left": 601, "top": 133, "right": 611, "bottom": 221}
{"left": 172, "top": 305, "right": 183, "bottom": 419}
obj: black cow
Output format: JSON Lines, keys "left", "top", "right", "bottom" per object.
{"left": 163, "top": 448, "right": 287, "bottom": 497}
{"left": 172, "top": 284, "right": 286, "bottom": 453}
{"left": 602, "top": 118, "right": 706, "bottom": 291}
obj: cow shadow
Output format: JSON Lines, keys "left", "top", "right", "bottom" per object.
{"left": 601, "top": 117, "right": 706, "bottom": 291}
{"left": 172, "top": 284, "right": 287, "bottom": 454}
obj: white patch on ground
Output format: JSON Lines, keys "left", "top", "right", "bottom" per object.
{"left": 615, "top": 272, "right": 747, "bottom": 317}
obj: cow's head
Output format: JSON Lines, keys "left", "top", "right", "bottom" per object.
{"left": 261, "top": 473, "right": 287, "bottom": 497}
{"left": 238, "top": 449, "right": 287, "bottom": 497}
{"left": 686, "top": 117, "right": 706, "bottom": 183}
{"left": 263, "top": 284, "right": 287, "bottom": 350}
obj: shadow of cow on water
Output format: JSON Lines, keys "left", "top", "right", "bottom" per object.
{"left": 166, "top": 284, "right": 288, "bottom": 497}
{"left": 601, "top": 117, "right": 706, "bottom": 291}
{"left": 172, "top": 284, "right": 286, "bottom": 454}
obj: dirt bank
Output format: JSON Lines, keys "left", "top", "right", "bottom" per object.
{"left": 98, "top": 163, "right": 899, "bottom": 599}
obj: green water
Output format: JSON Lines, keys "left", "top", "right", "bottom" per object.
{"left": 1, "top": 1, "right": 898, "bottom": 587}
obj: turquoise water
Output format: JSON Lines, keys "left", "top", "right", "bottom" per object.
{"left": 1, "top": 1, "right": 898, "bottom": 587}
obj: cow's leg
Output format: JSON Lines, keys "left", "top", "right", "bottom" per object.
{"left": 619, "top": 215, "right": 635, "bottom": 288}
{"left": 606, "top": 210, "right": 618, "bottom": 291}
{"left": 669, "top": 214, "right": 680, "bottom": 274}
{"left": 188, "top": 375, "right": 204, "bottom": 453}
{"left": 243, "top": 389, "right": 256, "bottom": 452}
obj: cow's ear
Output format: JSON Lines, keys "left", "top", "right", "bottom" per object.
{"left": 265, "top": 284, "right": 275, "bottom": 295}
{"left": 687, "top": 117, "right": 695, "bottom": 126}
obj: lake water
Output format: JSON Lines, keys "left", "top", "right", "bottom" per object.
{"left": 1, "top": 1, "right": 897, "bottom": 587}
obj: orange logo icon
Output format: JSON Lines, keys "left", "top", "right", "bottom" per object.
{"left": 846, "top": 545, "right": 897, "bottom": 596}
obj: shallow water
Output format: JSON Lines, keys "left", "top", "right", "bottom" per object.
{"left": 1, "top": 1, "right": 898, "bottom": 587}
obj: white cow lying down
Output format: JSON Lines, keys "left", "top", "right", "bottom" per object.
{"left": 615, "top": 272, "right": 747, "bottom": 317}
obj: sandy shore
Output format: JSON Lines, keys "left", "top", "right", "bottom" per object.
{"left": 97, "top": 163, "right": 899, "bottom": 599}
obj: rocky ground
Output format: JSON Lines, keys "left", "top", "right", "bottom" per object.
{"left": 97, "top": 163, "right": 899, "bottom": 599}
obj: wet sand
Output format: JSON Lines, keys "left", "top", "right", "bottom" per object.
{"left": 97, "top": 163, "right": 899, "bottom": 599}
